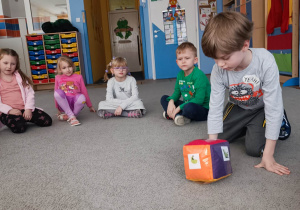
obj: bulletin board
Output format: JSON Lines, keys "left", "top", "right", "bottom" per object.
{"left": 199, "top": 0, "right": 217, "bottom": 31}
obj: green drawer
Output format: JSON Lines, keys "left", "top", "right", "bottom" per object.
{"left": 45, "top": 44, "right": 60, "bottom": 50}
{"left": 44, "top": 39, "right": 60, "bottom": 45}
{"left": 30, "top": 60, "right": 46, "bottom": 65}
{"left": 43, "top": 34, "right": 59, "bottom": 40}
{"left": 49, "top": 73, "right": 55, "bottom": 78}
{"left": 28, "top": 45, "right": 44, "bottom": 51}
{"left": 75, "top": 66, "right": 80, "bottom": 72}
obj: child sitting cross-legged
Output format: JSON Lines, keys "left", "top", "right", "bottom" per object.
{"left": 97, "top": 57, "right": 146, "bottom": 119}
{"left": 160, "top": 42, "right": 211, "bottom": 126}
{"left": 54, "top": 55, "right": 95, "bottom": 126}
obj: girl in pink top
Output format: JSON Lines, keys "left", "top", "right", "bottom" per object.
{"left": 54, "top": 56, "right": 95, "bottom": 126}
{"left": 0, "top": 48, "right": 52, "bottom": 133}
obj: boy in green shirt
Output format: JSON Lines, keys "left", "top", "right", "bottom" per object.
{"left": 160, "top": 42, "right": 211, "bottom": 126}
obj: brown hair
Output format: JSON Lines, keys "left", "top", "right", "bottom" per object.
{"left": 201, "top": 11, "right": 253, "bottom": 59}
{"left": 176, "top": 42, "right": 197, "bottom": 57}
{"left": 103, "top": 57, "right": 128, "bottom": 82}
{"left": 56, "top": 55, "right": 76, "bottom": 75}
{"left": 0, "top": 48, "right": 33, "bottom": 87}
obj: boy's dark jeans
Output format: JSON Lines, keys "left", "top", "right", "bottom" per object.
{"left": 160, "top": 95, "right": 208, "bottom": 121}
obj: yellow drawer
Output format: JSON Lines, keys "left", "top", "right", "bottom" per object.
{"left": 74, "top": 71, "right": 80, "bottom": 75}
{"left": 74, "top": 62, "right": 79, "bottom": 66}
{"left": 62, "top": 48, "right": 77, "bottom": 53}
{"left": 47, "top": 59, "right": 58, "bottom": 64}
{"left": 61, "top": 43, "right": 77, "bottom": 48}
{"left": 60, "top": 33, "right": 76, "bottom": 38}
{"left": 32, "top": 74, "right": 48, "bottom": 79}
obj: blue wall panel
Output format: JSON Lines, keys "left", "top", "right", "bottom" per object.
{"left": 152, "top": 24, "right": 180, "bottom": 79}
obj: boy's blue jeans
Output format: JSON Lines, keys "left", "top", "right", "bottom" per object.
{"left": 160, "top": 95, "right": 208, "bottom": 121}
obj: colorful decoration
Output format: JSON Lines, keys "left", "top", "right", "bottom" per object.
{"left": 167, "top": 0, "right": 180, "bottom": 10}
{"left": 183, "top": 139, "right": 232, "bottom": 183}
{"left": 114, "top": 18, "right": 133, "bottom": 39}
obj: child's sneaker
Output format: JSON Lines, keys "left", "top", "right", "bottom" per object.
{"left": 163, "top": 111, "right": 172, "bottom": 120}
{"left": 174, "top": 115, "right": 191, "bottom": 126}
{"left": 57, "top": 114, "right": 68, "bottom": 121}
{"left": 67, "top": 117, "right": 81, "bottom": 126}
{"left": 128, "top": 109, "right": 142, "bottom": 118}
{"left": 278, "top": 110, "right": 291, "bottom": 140}
{"left": 99, "top": 110, "right": 114, "bottom": 119}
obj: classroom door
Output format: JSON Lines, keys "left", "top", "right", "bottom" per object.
{"left": 108, "top": 10, "right": 142, "bottom": 72}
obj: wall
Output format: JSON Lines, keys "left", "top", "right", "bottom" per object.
{"left": 69, "top": 0, "right": 93, "bottom": 84}
{"left": 7, "top": 0, "right": 26, "bottom": 17}
{"left": 1, "top": 0, "right": 11, "bottom": 16}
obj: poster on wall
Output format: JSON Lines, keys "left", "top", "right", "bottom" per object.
{"left": 175, "top": 9, "right": 187, "bottom": 45}
{"left": 163, "top": 10, "right": 175, "bottom": 44}
{"left": 199, "top": 0, "right": 217, "bottom": 31}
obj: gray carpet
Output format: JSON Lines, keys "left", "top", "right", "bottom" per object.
{"left": 0, "top": 79, "right": 299, "bottom": 209}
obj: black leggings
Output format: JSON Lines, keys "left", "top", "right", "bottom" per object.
{"left": 0, "top": 108, "right": 52, "bottom": 133}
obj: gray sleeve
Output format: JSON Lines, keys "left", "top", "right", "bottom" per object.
{"left": 207, "top": 65, "right": 226, "bottom": 135}
{"left": 261, "top": 58, "right": 283, "bottom": 140}
{"left": 120, "top": 77, "right": 139, "bottom": 110}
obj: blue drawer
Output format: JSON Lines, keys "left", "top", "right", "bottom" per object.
{"left": 46, "top": 54, "right": 61, "bottom": 59}
{"left": 31, "top": 69, "right": 47, "bottom": 75}
{"left": 48, "top": 64, "right": 57, "bottom": 69}
{"left": 29, "top": 55, "right": 45, "bottom": 60}
{"left": 29, "top": 50, "right": 44, "bottom": 56}
{"left": 61, "top": 38, "right": 76, "bottom": 44}
{"left": 72, "top": 57, "right": 79, "bottom": 62}
{"left": 27, "top": 40, "right": 43, "bottom": 46}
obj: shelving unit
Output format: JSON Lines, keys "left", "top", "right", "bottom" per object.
{"left": 25, "top": 31, "right": 83, "bottom": 90}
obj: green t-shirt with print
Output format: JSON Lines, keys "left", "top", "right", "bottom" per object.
{"left": 167, "top": 66, "right": 211, "bottom": 110}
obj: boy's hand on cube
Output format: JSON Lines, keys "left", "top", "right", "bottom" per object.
{"left": 114, "top": 106, "right": 123, "bottom": 116}
{"left": 255, "top": 155, "right": 290, "bottom": 175}
{"left": 23, "top": 109, "right": 32, "bottom": 121}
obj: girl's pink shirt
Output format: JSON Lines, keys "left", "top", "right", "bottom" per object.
{"left": 54, "top": 73, "right": 92, "bottom": 108}
{"left": 0, "top": 71, "right": 35, "bottom": 114}
{"left": 0, "top": 75, "right": 25, "bottom": 110}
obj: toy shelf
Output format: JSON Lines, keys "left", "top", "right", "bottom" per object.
{"left": 25, "top": 31, "right": 84, "bottom": 90}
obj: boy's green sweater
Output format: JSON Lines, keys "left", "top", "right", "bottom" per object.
{"left": 167, "top": 67, "right": 211, "bottom": 110}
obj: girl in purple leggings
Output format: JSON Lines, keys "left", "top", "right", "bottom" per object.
{"left": 54, "top": 56, "right": 95, "bottom": 126}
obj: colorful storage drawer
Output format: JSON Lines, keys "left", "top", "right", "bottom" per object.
{"left": 75, "top": 66, "right": 80, "bottom": 72}
{"left": 32, "top": 74, "right": 48, "bottom": 79}
{"left": 44, "top": 39, "right": 60, "bottom": 45}
{"left": 62, "top": 48, "right": 77, "bottom": 53}
{"left": 63, "top": 52, "right": 78, "bottom": 58}
{"left": 30, "top": 60, "right": 46, "bottom": 65}
{"left": 47, "top": 64, "right": 57, "bottom": 69}
{"left": 61, "top": 38, "right": 76, "bottom": 44}
{"left": 29, "top": 55, "right": 45, "bottom": 61}
{"left": 46, "top": 54, "right": 61, "bottom": 59}
{"left": 45, "top": 49, "right": 61, "bottom": 54}
{"left": 28, "top": 46, "right": 44, "bottom": 51}
{"left": 71, "top": 57, "right": 79, "bottom": 62}
{"left": 61, "top": 33, "right": 76, "bottom": 38}
{"left": 49, "top": 78, "right": 55, "bottom": 83}
{"left": 31, "top": 65, "right": 46, "bottom": 70}
{"left": 43, "top": 34, "right": 59, "bottom": 40}
{"left": 29, "top": 50, "right": 44, "bottom": 56}
{"left": 33, "top": 79, "right": 48, "bottom": 84}
{"left": 183, "top": 139, "right": 232, "bottom": 183}
{"left": 74, "top": 71, "right": 80, "bottom": 75}
{"left": 45, "top": 44, "right": 60, "bottom": 50}
{"left": 74, "top": 62, "right": 79, "bottom": 66}
{"left": 26, "top": 35, "right": 42, "bottom": 41}
{"left": 61, "top": 43, "right": 77, "bottom": 48}
{"left": 27, "top": 40, "right": 43, "bottom": 46}
{"left": 47, "top": 59, "right": 57, "bottom": 64}
{"left": 48, "top": 69, "right": 56, "bottom": 74}
{"left": 49, "top": 74, "right": 55, "bottom": 78}
{"left": 31, "top": 69, "right": 47, "bottom": 75}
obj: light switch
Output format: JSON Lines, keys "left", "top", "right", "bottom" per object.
{"left": 76, "top": 18, "right": 81, "bottom": 22}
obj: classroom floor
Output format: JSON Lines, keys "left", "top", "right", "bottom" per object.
{"left": 0, "top": 79, "right": 299, "bottom": 209}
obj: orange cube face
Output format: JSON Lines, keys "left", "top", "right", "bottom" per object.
{"left": 183, "top": 139, "right": 232, "bottom": 183}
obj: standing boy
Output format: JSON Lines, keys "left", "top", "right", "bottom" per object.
{"left": 160, "top": 42, "right": 211, "bottom": 126}
{"left": 201, "top": 12, "right": 290, "bottom": 175}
